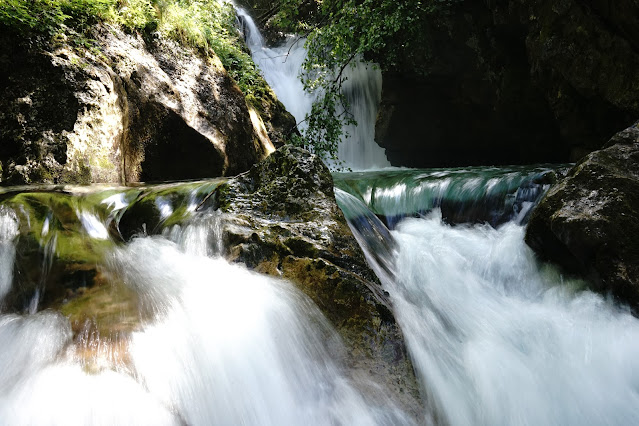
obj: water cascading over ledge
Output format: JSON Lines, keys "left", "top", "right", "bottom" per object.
{"left": 0, "top": 146, "right": 422, "bottom": 424}
{"left": 236, "top": 8, "right": 391, "bottom": 170}
{"left": 334, "top": 165, "right": 639, "bottom": 426}
{"left": 334, "top": 165, "right": 566, "bottom": 228}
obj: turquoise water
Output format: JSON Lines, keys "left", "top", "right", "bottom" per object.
{"left": 334, "top": 165, "right": 566, "bottom": 228}
{"left": 337, "top": 167, "right": 639, "bottom": 426}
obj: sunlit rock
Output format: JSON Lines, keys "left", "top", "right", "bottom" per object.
{"left": 0, "top": 23, "right": 293, "bottom": 184}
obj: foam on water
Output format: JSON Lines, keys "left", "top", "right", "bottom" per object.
{"left": 386, "top": 213, "right": 639, "bottom": 425}
{"left": 0, "top": 203, "right": 411, "bottom": 425}
{"left": 236, "top": 8, "right": 390, "bottom": 170}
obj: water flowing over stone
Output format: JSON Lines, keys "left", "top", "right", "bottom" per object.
{"left": 336, "top": 166, "right": 639, "bottom": 426}
{"left": 236, "top": 8, "right": 390, "bottom": 170}
{"left": 334, "top": 165, "right": 564, "bottom": 228}
{"left": 0, "top": 173, "right": 416, "bottom": 425}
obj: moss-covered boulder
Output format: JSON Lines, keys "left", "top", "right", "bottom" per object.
{"left": 0, "top": 189, "right": 140, "bottom": 372}
{"left": 206, "top": 145, "right": 421, "bottom": 417}
{"left": 525, "top": 122, "right": 639, "bottom": 310}
{"left": 0, "top": 191, "right": 112, "bottom": 311}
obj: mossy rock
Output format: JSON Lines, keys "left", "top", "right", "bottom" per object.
{"left": 208, "top": 145, "right": 422, "bottom": 418}
{"left": 57, "top": 270, "right": 144, "bottom": 374}
{"left": 116, "top": 180, "right": 224, "bottom": 240}
{"left": 0, "top": 191, "right": 116, "bottom": 311}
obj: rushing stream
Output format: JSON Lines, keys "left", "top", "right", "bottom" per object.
{"left": 235, "top": 8, "right": 639, "bottom": 425}
{"left": 335, "top": 174, "right": 639, "bottom": 426}
{"left": 0, "top": 185, "right": 407, "bottom": 425}
{"left": 0, "top": 7, "right": 638, "bottom": 426}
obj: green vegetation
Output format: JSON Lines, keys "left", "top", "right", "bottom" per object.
{"left": 0, "top": 0, "right": 154, "bottom": 33}
{"left": 275, "top": 0, "right": 462, "bottom": 162}
{"left": 0, "top": 0, "right": 272, "bottom": 111}
{"left": 152, "top": 0, "right": 272, "bottom": 108}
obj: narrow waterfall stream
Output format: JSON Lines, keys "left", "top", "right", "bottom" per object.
{"left": 236, "top": 8, "right": 390, "bottom": 170}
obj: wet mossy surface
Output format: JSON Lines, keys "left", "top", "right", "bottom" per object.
{"left": 58, "top": 276, "right": 141, "bottom": 338}
{"left": 0, "top": 180, "right": 221, "bottom": 323}
{"left": 0, "top": 191, "right": 115, "bottom": 312}
{"left": 0, "top": 181, "right": 224, "bottom": 372}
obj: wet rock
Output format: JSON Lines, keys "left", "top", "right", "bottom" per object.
{"left": 208, "top": 145, "right": 422, "bottom": 417}
{"left": 0, "top": 21, "right": 291, "bottom": 184}
{"left": 526, "top": 122, "right": 639, "bottom": 310}
{"left": 0, "top": 192, "right": 115, "bottom": 312}
{"left": 0, "top": 191, "right": 141, "bottom": 372}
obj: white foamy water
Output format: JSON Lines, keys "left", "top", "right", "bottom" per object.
{"left": 0, "top": 207, "right": 410, "bottom": 425}
{"left": 0, "top": 208, "right": 18, "bottom": 303}
{"left": 237, "top": 8, "right": 390, "bottom": 170}
{"left": 385, "top": 213, "right": 639, "bottom": 426}
{"left": 116, "top": 237, "right": 393, "bottom": 425}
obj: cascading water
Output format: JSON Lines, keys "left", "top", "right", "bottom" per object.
{"left": 0, "top": 183, "right": 411, "bottom": 425}
{"left": 337, "top": 168, "right": 639, "bottom": 425}
{"left": 236, "top": 8, "right": 390, "bottom": 170}
{"left": 334, "top": 165, "right": 563, "bottom": 228}
{"left": 1, "top": 7, "right": 637, "bottom": 426}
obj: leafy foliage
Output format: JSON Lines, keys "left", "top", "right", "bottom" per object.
{"left": 277, "top": 0, "right": 462, "bottom": 163}
{"left": 0, "top": 0, "right": 272, "bottom": 114}
{"left": 0, "top": 0, "right": 155, "bottom": 34}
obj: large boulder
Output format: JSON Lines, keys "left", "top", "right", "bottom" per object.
{"left": 0, "top": 23, "right": 293, "bottom": 185}
{"left": 205, "top": 145, "right": 422, "bottom": 417}
{"left": 525, "top": 122, "right": 639, "bottom": 310}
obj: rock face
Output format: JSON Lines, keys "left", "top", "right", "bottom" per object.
{"left": 375, "top": 0, "right": 639, "bottom": 167}
{"left": 207, "top": 145, "right": 422, "bottom": 417}
{"left": 0, "top": 24, "right": 294, "bottom": 185}
{"left": 526, "top": 123, "right": 639, "bottom": 310}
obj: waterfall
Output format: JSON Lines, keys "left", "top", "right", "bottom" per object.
{"left": 334, "top": 165, "right": 563, "bottom": 228}
{"left": 336, "top": 167, "right": 639, "bottom": 426}
{"left": 0, "top": 184, "right": 411, "bottom": 425}
{"left": 236, "top": 8, "right": 390, "bottom": 170}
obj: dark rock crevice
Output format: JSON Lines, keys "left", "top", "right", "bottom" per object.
{"left": 375, "top": 0, "right": 639, "bottom": 167}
